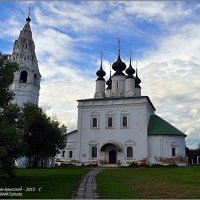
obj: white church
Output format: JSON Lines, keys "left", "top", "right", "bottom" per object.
{"left": 11, "top": 15, "right": 186, "bottom": 167}
{"left": 59, "top": 47, "right": 187, "bottom": 166}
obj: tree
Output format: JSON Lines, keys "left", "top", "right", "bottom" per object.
{"left": 0, "top": 104, "right": 23, "bottom": 177}
{"left": 19, "top": 103, "right": 67, "bottom": 167}
{"left": 0, "top": 52, "right": 19, "bottom": 178}
{"left": 0, "top": 52, "right": 18, "bottom": 108}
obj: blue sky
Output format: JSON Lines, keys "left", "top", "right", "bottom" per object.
{"left": 1, "top": 1, "right": 200, "bottom": 148}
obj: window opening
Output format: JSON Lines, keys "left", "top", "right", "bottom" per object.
{"left": 172, "top": 147, "right": 176, "bottom": 156}
{"left": 127, "top": 147, "right": 133, "bottom": 157}
{"left": 62, "top": 151, "right": 65, "bottom": 158}
{"left": 34, "top": 73, "right": 37, "bottom": 85}
{"left": 108, "top": 117, "right": 113, "bottom": 127}
{"left": 123, "top": 116, "right": 127, "bottom": 127}
{"left": 69, "top": 151, "right": 73, "bottom": 158}
{"left": 92, "top": 147, "right": 97, "bottom": 158}
{"left": 92, "top": 117, "right": 97, "bottom": 127}
{"left": 20, "top": 70, "right": 28, "bottom": 83}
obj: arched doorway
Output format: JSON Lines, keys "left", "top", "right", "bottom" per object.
{"left": 109, "top": 149, "right": 117, "bottom": 164}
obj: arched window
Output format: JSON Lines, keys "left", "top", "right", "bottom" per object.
{"left": 34, "top": 73, "right": 38, "bottom": 85}
{"left": 127, "top": 147, "right": 133, "bottom": 158}
{"left": 92, "top": 146, "right": 97, "bottom": 158}
{"left": 19, "top": 70, "right": 28, "bottom": 83}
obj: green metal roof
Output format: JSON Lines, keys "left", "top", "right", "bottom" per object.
{"left": 148, "top": 115, "right": 186, "bottom": 137}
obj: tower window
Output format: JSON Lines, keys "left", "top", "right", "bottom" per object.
{"left": 172, "top": 147, "right": 176, "bottom": 156}
{"left": 127, "top": 147, "right": 133, "bottom": 158}
{"left": 34, "top": 73, "right": 38, "bottom": 85}
{"left": 92, "top": 146, "right": 97, "bottom": 158}
{"left": 24, "top": 57, "right": 26, "bottom": 60}
{"left": 26, "top": 44, "right": 28, "bottom": 49}
{"left": 117, "top": 81, "right": 119, "bottom": 90}
{"left": 69, "top": 151, "right": 73, "bottom": 159}
{"left": 20, "top": 70, "right": 28, "bottom": 83}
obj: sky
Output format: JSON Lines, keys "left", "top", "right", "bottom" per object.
{"left": 0, "top": 1, "right": 200, "bottom": 149}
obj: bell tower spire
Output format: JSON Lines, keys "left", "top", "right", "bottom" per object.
{"left": 11, "top": 12, "right": 41, "bottom": 106}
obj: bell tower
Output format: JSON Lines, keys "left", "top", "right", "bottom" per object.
{"left": 11, "top": 11, "right": 41, "bottom": 106}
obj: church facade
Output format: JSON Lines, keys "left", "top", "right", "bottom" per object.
{"left": 59, "top": 47, "right": 187, "bottom": 166}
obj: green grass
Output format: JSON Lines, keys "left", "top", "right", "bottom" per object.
{"left": 96, "top": 166, "right": 200, "bottom": 199}
{"left": 1, "top": 167, "right": 90, "bottom": 199}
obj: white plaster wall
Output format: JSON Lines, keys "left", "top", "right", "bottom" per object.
{"left": 12, "top": 82, "right": 40, "bottom": 106}
{"left": 125, "top": 78, "right": 135, "bottom": 97}
{"left": 94, "top": 80, "right": 105, "bottom": 98}
{"left": 65, "top": 131, "right": 78, "bottom": 161}
{"left": 148, "top": 135, "right": 186, "bottom": 164}
{"left": 111, "top": 75, "right": 126, "bottom": 97}
{"left": 76, "top": 97, "right": 155, "bottom": 165}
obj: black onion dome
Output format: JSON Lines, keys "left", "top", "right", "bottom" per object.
{"left": 126, "top": 57, "right": 135, "bottom": 79}
{"left": 26, "top": 16, "right": 31, "bottom": 22}
{"left": 112, "top": 55, "right": 126, "bottom": 71}
{"left": 112, "top": 55, "right": 126, "bottom": 76}
{"left": 135, "top": 69, "right": 141, "bottom": 88}
{"left": 96, "top": 61, "right": 106, "bottom": 81}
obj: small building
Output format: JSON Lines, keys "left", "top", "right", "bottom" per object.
{"left": 57, "top": 45, "right": 187, "bottom": 166}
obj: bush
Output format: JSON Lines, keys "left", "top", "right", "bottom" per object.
{"left": 85, "top": 163, "right": 98, "bottom": 167}
{"left": 150, "top": 164, "right": 163, "bottom": 168}
{"left": 128, "top": 162, "right": 140, "bottom": 168}
{"left": 59, "top": 163, "right": 76, "bottom": 167}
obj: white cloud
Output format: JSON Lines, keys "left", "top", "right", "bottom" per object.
{"left": 1, "top": 1, "right": 200, "bottom": 148}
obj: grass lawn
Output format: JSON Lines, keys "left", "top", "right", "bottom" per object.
{"left": 96, "top": 166, "right": 200, "bottom": 199}
{"left": 1, "top": 167, "right": 90, "bottom": 199}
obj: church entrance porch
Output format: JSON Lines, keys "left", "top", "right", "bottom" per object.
{"left": 100, "top": 141, "right": 123, "bottom": 165}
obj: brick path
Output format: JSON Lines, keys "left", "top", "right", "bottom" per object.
{"left": 74, "top": 168, "right": 102, "bottom": 199}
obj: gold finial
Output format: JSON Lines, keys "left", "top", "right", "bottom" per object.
{"left": 118, "top": 37, "right": 120, "bottom": 56}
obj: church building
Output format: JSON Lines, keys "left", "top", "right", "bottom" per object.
{"left": 59, "top": 43, "right": 187, "bottom": 166}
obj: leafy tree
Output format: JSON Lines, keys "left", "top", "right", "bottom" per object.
{"left": 0, "top": 104, "right": 23, "bottom": 177}
{"left": 0, "top": 52, "right": 18, "bottom": 108}
{"left": 0, "top": 52, "right": 19, "bottom": 178}
{"left": 19, "top": 103, "right": 67, "bottom": 167}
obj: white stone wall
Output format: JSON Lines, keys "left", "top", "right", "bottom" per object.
{"left": 94, "top": 80, "right": 105, "bottom": 98}
{"left": 111, "top": 75, "right": 126, "bottom": 97}
{"left": 148, "top": 135, "right": 186, "bottom": 164}
{"left": 76, "top": 97, "right": 155, "bottom": 165}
